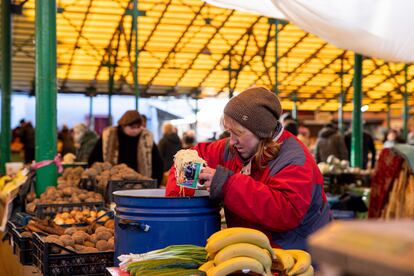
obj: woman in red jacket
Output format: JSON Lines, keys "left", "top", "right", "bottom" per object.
{"left": 166, "top": 87, "right": 331, "bottom": 250}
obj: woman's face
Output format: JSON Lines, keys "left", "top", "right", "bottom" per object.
{"left": 122, "top": 124, "right": 142, "bottom": 137}
{"left": 223, "top": 116, "right": 260, "bottom": 159}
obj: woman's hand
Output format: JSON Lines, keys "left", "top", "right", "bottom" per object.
{"left": 198, "top": 166, "right": 216, "bottom": 191}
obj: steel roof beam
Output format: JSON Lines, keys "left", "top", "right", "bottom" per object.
{"left": 142, "top": 2, "right": 208, "bottom": 95}
{"left": 62, "top": 0, "right": 94, "bottom": 89}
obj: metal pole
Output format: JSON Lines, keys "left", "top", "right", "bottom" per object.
{"left": 274, "top": 19, "right": 279, "bottom": 95}
{"left": 228, "top": 53, "right": 233, "bottom": 98}
{"left": 89, "top": 96, "right": 94, "bottom": 129}
{"left": 403, "top": 64, "right": 409, "bottom": 140}
{"left": 108, "top": 62, "right": 114, "bottom": 126}
{"left": 292, "top": 93, "right": 297, "bottom": 120}
{"left": 35, "top": 0, "right": 58, "bottom": 195}
{"left": 338, "top": 56, "right": 345, "bottom": 135}
{"left": 133, "top": 0, "right": 140, "bottom": 110}
{"left": 351, "top": 54, "right": 363, "bottom": 168}
{"left": 0, "top": 0, "right": 12, "bottom": 175}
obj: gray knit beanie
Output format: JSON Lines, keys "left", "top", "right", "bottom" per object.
{"left": 223, "top": 87, "right": 282, "bottom": 138}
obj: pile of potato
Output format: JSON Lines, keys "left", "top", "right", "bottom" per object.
{"left": 81, "top": 162, "right": 152, "bottom": 192}
{"left": 58, "top": 166, "right": 85, "bottom": 187}
{"left": 25, "top": 186, "right": 103, "bottom": 214}
{"left": 42, "top": 220, "right": 115, "bottom": 254}
{"left": 53, "top": 209, "right": 111, "bottom": 225}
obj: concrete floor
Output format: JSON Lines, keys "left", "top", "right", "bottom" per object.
{"left": 0, "top": 233, "right": 41, "bottom": 276}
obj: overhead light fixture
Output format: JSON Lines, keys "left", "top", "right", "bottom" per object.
{"left": 361, "top": 104, "right": 369, "bottom": 112}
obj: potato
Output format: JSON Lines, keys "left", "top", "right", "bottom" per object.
{"left": 59, "top": 235, "right": 75, "bottom": 247}
{"left": 107, "top": 238, "right": 114, "bottom": 250}
{"left": 88, "top": 233, "right": 97, "bottom": 244}
{"left": 80, "top": 246, "right": 99, "bottom": 253}
{"left": 83, "top": 241, "right": 95, "bottom": 247}
{"left": 95, "top": 231, "right": 112, "bottom": 241}
{"left": 64, "top": 228, "right": 78, "bottom": 236}
{"left": 21, "top": 231, "right": 32, "bottom": 238}
{"left": 104, "top": 220, "right": 114, "bottom": 229}
{"left": 96, "top": 240, "right": 109, "bottom": 251}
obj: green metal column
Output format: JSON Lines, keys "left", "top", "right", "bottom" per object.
{"left": 133, "top": 0, "right": 139, "bottom": 110}
{"left": 292, "top": 93, "right": 297, "bottom": 120}
{"left": 35, "top": 0, "right": 58, "bottom": 195}
{"left": 274, "top": 19, "right": 279, "bottom": 95}
{"left": 338, "top": 56, "right": 345, "bottom": 135}
{"left": 0, "top": 0, "right": 12, "bottom": 175}
{"left": 89, "top": 96, "right": 93, "bottom": 129}
{"left": 228, "top": 53, "right": 233, "bottom": 98}
{"left": 351, "top": 54, "right": 363, "bottom": 168}
{"left": 403, "top": 64, "right": 409, "bottom": 140}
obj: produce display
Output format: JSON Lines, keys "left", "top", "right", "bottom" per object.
{"left": 53, "top": 209, "right": 111, "bottom": 225}
{"left": 0, "top": 170, "right": 27, "bottom": 201}
{"left": 318, "top": 155, "right": 370, "bottom": 175}
{"left": 118, "top": 245, "right": 207, "bottom": 275}
{"left": 30, "top": 220, "right": 114, "bottom": 254}
{"left": 202, "top": 227, "right": 313, "bottom": 276}
{"left": 59, "top": 166, "right": 85, "bottom": 186}
{"left": 81, "top": 162, "right": 152, "bottom": 191}
{"left": 25, "top": 185, "right": 103, "bottom": 214}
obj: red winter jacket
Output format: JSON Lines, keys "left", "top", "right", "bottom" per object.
{"left": 166, "top": 130, "right": 331, "bottom": 250}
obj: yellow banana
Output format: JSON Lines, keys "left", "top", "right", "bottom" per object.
{"left": 286, "top": 250, "right": 311, "bottom": 275}
{"left": 214, "top": 243, "right": 272, "bottom": 273}
{"left": 206, "top": 227, "right": 275, "bottom": 259}
{"left": 207, "top": 256, "right": 267, "bottom": 276}
{"left": 272, "top": 248, "right": 295, "bottom": 272}
{"left": 199, "top": 260, "right": 215, "bottom": 272}
{"left": 297, "top": 265, "right": 314, "bottom": 276}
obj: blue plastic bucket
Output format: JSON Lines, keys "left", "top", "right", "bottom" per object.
{"left": 113, "top": 189, "right": 220, "bottom": 264}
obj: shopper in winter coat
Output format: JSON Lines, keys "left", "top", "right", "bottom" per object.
{"left": 19, "top": 121, "right": 35, "bottom": 163}
{"left": 166, "top": 87, "right": 331, "bottom": 250}
{"left": 158, "top": 123, "right": 182, "bottom": 172}
{"left": 58, "top": 125, "right": 76, "bottom": 157}
{"left": 344, "top": 130, "right": 376, "bottom": 169}
{"left": 73, "top": 123, "right": 99, "bottom": 162}
{"left": 314, "top": 124, "right": 348, "bottom": 163}
{"left": 88, "top": 110, "right": 164, "bottom": 185}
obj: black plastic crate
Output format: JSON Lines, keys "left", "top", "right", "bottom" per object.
{"left": 8, "top": 221, "right": 33, "bottom": 265}
{"left": 29, "top": 201, "right": 105, "bottom": 219}
{"left": 32, "top": 232, "right": 114, "bottom": 276}
{"left": 101, "top": 179, "right": 157, "bottom": 202}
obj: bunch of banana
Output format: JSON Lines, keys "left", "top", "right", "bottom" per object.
{"left": 200, "top": 227, "right": 274, "bottom": 275}
{"left": 0, "top": 170, "right": 27, "bottom": 202}
{"left": 272, "top": 248, "right": 313, "bottom": 276}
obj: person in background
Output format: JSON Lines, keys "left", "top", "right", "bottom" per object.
{"left": 158, "top": 122, "right": 182, "bottom": 172}
{"left": 88, "top": 110, "right": 164, "bottom": 185}
{"left": 141, "top": 114, "right": 148, "bottom": 128}
{"left": 297, "top": 126, "right": 312, "bottom": 149}
{"left": 345, "top": 130, "right": 377, "bottom": 169}
{"left": 19, "top": 120, "right": 35, "bottom": 164}
{"left": 166, "top": 87, "right": 330, "bottom": 250}
{"left": 280, "top": 112, "right": 299, "bottom": 136}
{"left": 383, "top": 129, "right": 403, "bottom": 148}
{"left": 73, "top": 123, "right": 99, "bottom": 162}
{"left": 314, "top": 123, "right": 348, "bottom": 163}
{"left": 58, "top": 125, "right": 76, "bottom": 157}
{"left": 182, "top": 130, "right": 196, "bottom": 149}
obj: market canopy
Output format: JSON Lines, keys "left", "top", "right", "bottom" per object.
{"left": 7, "top": 0, "right": 414, "bottom": 112}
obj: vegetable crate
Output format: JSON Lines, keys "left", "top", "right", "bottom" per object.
{"left": 32, "top": 233, "right": 114, "bottom": 276}
{"left": 29, "top": 201, "right": 105, "bottom": 219}
{"left": 8, "top": 221, "right": 33, "bottom": 265}
{"left": 102, "top": 179, "right": 158, "bottom": 202}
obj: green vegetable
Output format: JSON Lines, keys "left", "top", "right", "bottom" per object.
{"left": 127, "top": 258, "right": 200, "bottom": 273}
{"left": 138, "top": 268, "right": 206, "bottom": 276}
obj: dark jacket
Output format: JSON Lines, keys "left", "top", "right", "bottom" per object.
{"left": 88, "top": 126, "right": 164, "bottom": 185}
{"left": 19, "top": 122, "right": 35, "bottom": 163}
{"left": 158, "top": 133, "right": 182, "bottom": 171}
{"left": 166, "top": 131, "right": 331, "bottom": 250}
{"left": 315, "top": 126, "right": 348, "bottom": 163}
{"left": 76, "top": 130, "right": 99, "bottom": 162}
{"left": 345, "top": 131, "right": 376, "bottom": 169}
{"left": 58, "top": 128, "right": 76, "bottom": 156}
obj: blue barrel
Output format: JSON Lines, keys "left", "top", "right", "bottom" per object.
{"left": 113, "top": 189, "right": 220, "bottom": 264}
